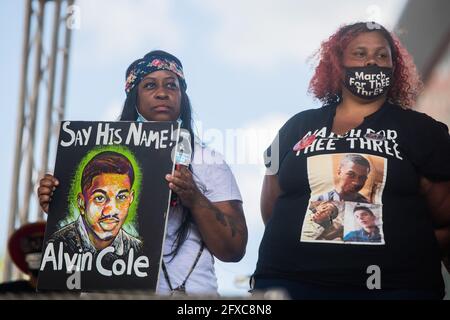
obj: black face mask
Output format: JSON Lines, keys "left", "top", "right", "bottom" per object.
{"left": 343, "top": 65, "right": 392, "bottom": 100}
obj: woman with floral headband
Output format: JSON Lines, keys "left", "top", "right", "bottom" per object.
{"left": 38, "top": 50, "right": 248, "bottom": 296}
{"left": 253, "top": 22, "right": 450, "bottom": 299}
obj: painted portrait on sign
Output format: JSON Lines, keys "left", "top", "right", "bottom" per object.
{"left": 48, "top": 147, "right": 143, "bottom": 258}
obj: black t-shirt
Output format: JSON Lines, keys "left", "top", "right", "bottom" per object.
{"left": 255, "top": 101, "right": 450, "bottom": 293}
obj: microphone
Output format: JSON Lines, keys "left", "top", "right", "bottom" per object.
{"left": 170, "top": 129, "right": 192, "bottom": 207}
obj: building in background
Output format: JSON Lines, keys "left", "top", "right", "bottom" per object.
{"left": 395, "top": 0, "right": 450, "bottom": 299}
{"left": 396, "top": 0, "right": 450, "bottom": 126}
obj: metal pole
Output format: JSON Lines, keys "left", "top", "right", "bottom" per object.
{"left": 4, "top": 0, "right": 33, "bottom": 282}
{"left": 4, "top": 0, "right": 75, "bottom": 281}
{"left": 38, "top": 0, "right": 61, "bottom": 219}
{"left": 20, "top": 0, "right": 46, "bottom": 225}
{"left": 38, "top": 0, "right": 74, "bottom": 220}
{"left": 58, "top": 0, "right": 74, "bottom": 124}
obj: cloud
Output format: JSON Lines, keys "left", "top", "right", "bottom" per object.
{"left": 193, "top": 0, "right": 407, "bottom": 69}
{"left": 73, "top": 0, "right": 184, "bottom": 66}
{"left": 69, "top": 0, "right": 406, "bottom": 73}
{"left": 103, "top": 99, "right": 124, "bottom": 121}
{"left": 198, "top": 113, "right": 290, "bottom": 167}
{"left": 213, "top": 112, "right": 290, "bottom": 296}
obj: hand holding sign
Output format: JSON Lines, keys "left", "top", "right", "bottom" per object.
{"left": 37, "top": 174, "right": 60, "bottom": 213}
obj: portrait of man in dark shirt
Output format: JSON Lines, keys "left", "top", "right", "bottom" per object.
{"left": 317, "top": 154, "right": 371, "bottom": 203}
{"left": 48, "top": 151, "right": 142, "bottom": 258}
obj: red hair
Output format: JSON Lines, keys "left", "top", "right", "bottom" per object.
{"left": 308, "top": 22, "right": 422, "bottom": 108}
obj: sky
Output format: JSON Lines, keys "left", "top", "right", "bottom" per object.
{"left": 0, "top": 0, "right": 407, "bottom": 296}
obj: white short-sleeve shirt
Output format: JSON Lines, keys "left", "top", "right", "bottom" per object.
{"left": 156, "top": 142, "right": 242, "bottom": 296}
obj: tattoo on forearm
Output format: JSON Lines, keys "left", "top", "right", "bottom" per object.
{"left": 215, "top": 210, "right": 228, "bottom": 227}
{"left": 199, "top": 197, "right": 246, "bottom": 238}
{"left": 227, "top": 216, "right": 238, "bottom": 238}
{"left": 213, "top": 207, "right": 245, "bottom": 238}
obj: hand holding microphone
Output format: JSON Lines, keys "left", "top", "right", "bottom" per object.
{"left": 166, "top": 129, "right": 200, "bottom": 208}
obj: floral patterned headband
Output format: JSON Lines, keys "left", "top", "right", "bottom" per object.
{"left": 125, "top": 56, "right": 186, "bottom": 94}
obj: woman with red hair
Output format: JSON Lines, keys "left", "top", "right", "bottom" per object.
{"left": 253, "top": 22, "right": 450, "bottom": 299}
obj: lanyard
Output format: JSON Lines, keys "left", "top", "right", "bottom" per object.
{"left": 161, "top": 242, "right": 205, "bottom": 295}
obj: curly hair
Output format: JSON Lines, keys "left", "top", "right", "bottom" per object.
{"left": 308, "top": 22, "right": 422, "bottom": 108}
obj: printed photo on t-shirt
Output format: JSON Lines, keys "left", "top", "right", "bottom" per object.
{"left": 343, "top": 203, "right": 384, "bottom": 245}
{"left": 300, "top": 153, "right": 386, "bottom": 245}
{"left": 301, "top": 200, "right": 345, "bottom": 243}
